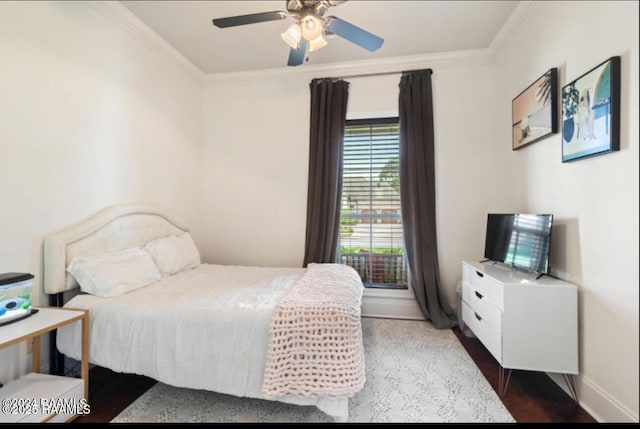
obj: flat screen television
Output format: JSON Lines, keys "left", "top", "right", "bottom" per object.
{"left": 484, "top": 213, "right": 553, "bottom": 275}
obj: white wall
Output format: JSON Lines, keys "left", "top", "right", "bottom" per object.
{"left": 492, "top": 1, "right": 639, "bottom": 422}
{"left": 0, "top": 2, "right": 202, "bottom": 382}
{"left": 201, "top": 55, "right": 496, "bottom": 310}
{"left": 201, "top": 77, "right": 309, "bottom": 267}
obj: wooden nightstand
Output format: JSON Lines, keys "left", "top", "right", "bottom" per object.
{"left": 0, "top": 306, "right": 89, "bottom": 423}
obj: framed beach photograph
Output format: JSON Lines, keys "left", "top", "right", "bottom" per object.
{"left": 562, "top": 56, "right": 620, "bottom": 162}
{"left": 512, "top": 68, "right": 558, "bottom": 150}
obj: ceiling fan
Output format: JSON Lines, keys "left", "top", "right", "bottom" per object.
{"left": 212, "top": 0, "right": 384, "bottom": 67}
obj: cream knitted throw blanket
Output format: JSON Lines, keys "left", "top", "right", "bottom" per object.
{"left": 262, "top": 263, "right": 365, "bottom": 399}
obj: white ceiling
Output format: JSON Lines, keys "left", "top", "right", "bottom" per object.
{"left": 120, "top": 0, "right": 519, "bottom": 75}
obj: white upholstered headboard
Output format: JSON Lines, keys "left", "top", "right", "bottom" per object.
{"left": 44, "top": 204, "right": 191, "bottom": 294}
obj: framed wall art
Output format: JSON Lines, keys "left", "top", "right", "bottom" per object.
{"left": 562, "top": 56, "right": 620, "bottom": 162}
{"left": 512, "top": 68, "right": 558, "bottom": 150}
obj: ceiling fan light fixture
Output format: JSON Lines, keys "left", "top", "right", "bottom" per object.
{"left": 308, "top": 33, "right": 328, "bottom": 52}
{"left": 281, "top": 23, "right": 301, "bottom": 49}
{"left": 300, "top": 13, "right": 324, "bottom": 41}
{"left": 211, "top": 1, "right": 385, "bottom": 67}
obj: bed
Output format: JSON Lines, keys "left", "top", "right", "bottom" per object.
{"left": 43, "top": 204, "right": 365, "bottom": 422}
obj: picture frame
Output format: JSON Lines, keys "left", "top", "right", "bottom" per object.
{"left": 561, "top": 56, "right": 620, "bottom": 162}
{"left": 512, "top": 68, "right": 558, "bottom": 150}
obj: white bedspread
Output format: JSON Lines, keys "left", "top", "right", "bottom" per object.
{"left": 57, "top": 264, "right": 349, "bottom": 420}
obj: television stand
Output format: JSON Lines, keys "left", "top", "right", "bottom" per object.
{"left": 460, "top": 260, "right": 578, "bottom": 396}
{"left": 479, "top": 259, "right": 491, "bottom": 263}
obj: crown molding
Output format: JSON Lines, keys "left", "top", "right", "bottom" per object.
{"left": 86, "top": 1, "right": 205, "bottom": 86}
{"left": 489, "top": 0, "right": 547, "bottom": 61}
{"left": 203, "top": 48, "right": 494, "bottom": 88}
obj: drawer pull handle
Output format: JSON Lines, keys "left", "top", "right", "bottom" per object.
{"left": 474, "top": 312, "right": 482, "bottom": 321}
{"left": 475, "top": 271, "right": 484, "bottom": 278}
{"left": 475, "top": 291, "right": 483, "bottom": 299}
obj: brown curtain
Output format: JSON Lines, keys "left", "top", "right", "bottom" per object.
{"left": 399, "top": 69, "right": 457, "bottom": 329}
{"left": 303, "top": 78, "right": 350, "bottom": 267}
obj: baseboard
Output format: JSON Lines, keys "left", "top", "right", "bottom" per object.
{"left": 547, "top": 373, "right": 638, "bottom": 423}
{"left": 361, "top": 291, "right": 424, "bottom": 320}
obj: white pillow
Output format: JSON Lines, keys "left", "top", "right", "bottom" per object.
{"left": 67, "top": 247, "right": 161, "bottom": 298}
{"left": 144, "top": 232, "right": 201, "bottom": 276}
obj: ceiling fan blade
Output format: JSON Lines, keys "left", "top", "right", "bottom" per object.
{"left": 325, "top": 16, "right": 384, "bottom": 52}
{"left": 212, "top": 11, "right": 287, "bottom": 28}
{"left": 287, "top": 39, "right": 308, "bottom": 66}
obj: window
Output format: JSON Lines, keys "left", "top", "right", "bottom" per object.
{"left": 338, "top": 117, "right": 408, "bottom": 289}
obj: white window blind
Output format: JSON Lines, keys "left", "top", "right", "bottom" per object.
{"left": 338, "top": 118, "right": 408, "bottom": 289}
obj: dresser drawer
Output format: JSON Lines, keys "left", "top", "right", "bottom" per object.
{"left": 461, "top": 280, "right": 502, "bottom": 331}
{"left": 462, "top": 301, "right": 502, "bottom": 362}
{"left": 462, "top": 263, "right": 504, "bottom": 310}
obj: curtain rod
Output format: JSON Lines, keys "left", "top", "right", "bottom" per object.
{"left": 336, "top": 68, "right": 433, "bottom": 80}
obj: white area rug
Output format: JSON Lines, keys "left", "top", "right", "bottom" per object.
{"left": 112, "top": 318, "right": 514, "bottom": 423}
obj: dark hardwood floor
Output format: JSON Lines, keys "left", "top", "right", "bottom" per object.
{"left": 73, "top": 366, "right": 156, "bottom": 423}
{"left": 74, "top": 328, "right": 596, "bottom": 423}
{"left": 453, "top": 326, "right": 595, "bottom": 423}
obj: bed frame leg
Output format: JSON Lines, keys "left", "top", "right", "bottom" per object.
{"left": 49, "top": 292, "right": 64, "bottom": 375}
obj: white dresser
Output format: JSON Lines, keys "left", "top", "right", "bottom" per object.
{"left": 460, "top": 260, "right": 578, "bottom": 394}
